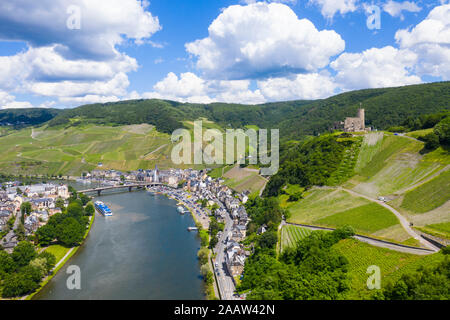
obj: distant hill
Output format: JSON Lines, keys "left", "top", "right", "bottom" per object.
{"left": 0, "top": 108, "right": 62, "bottom": 127}
{"left": 1, "top": 82, "right": 448, "bottom": 138}
{"left": 42, "top": 81, "right": 449, "bottom": 139}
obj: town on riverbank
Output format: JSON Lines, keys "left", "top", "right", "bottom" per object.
{"left": 0, "top": 166, "right": 251, "bottom": 300}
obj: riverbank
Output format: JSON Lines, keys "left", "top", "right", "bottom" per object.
{"left": 25, "top": 212, "right": 95, "bottom": 300}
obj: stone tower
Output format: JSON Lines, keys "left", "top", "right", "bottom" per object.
{"left": 357, "top": 106, "right": 365, "bottom": 130}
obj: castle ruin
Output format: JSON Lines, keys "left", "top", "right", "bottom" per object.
{"left": 333, "top": 107, "right": 370, "bottom": 133}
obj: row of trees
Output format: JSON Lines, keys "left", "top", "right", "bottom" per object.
{"left": 0, "top": 241, "right": 56, "bottom": 297}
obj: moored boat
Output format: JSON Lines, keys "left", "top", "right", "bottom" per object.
{"left": 94, "top": 201, "right": 113, "bottom": 216}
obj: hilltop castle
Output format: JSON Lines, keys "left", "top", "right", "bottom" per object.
{"left": 333, "top": 107, "right": 371, "bottom": 133}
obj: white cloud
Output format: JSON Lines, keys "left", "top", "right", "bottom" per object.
{"left": 395, "top": 4, "right": 450, "bottom": 79}
{"left": 0, "top": 0, "right": 160, "bottom": 107}
{"left": 309, "top": 0, "right": 359, "bottom": 19}
{"left": 186, "top": 2, "right": 345, "bottom": 80}
{"left": 142, "top": 72, "right": 267, "bottom": 104}
{"left": 258, "top": 73, "right": 337, "bottom": 100}
{"left": 331, "top": 46, "right": 421, "bottom": 90}
{"left": 0, "top": 0, "right": 160, "bottom": 60}
{"left": 383, "top": 1, "right": 421, "bottom": 18}
{"left": 143, "top": 71, "right": 338, "bottom": 104}
{"left": 0, "top": 90, "right": 34, "bottom": 109}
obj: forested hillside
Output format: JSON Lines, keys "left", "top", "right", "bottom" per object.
{"left": 0, "top": 108, "right": 62, "bottom": 128}
{"left": 42, "top": 81, "right": 450, "bottom": 138}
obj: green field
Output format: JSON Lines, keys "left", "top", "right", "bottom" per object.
{"left": 43, "top": 244, "right": 70, "bottom": 262}
{"left": 416, "top": 222, "right": 450, "bottom": 240}
{"left": 333, "top": 238, "right": 446, "bottom": 299}
{"left": 406, "top": 128, "right": 433, "bottom": 139}
{"left": 287, "top": 189, "right": 371, "bottom": 224}
{"left": 0, "top": 124, "right": 179, "bottom": 176}
{"left": 222, "top": 165, "right": 266, "bottom": 195}
{"left": 280, "top": 225, "right": 313, "bottom": 251}
{"left": 401, "top": 170, "right": 450, "bottom": 213}
{"left": 316, "top": 203, "right": 399, "bottom": 234}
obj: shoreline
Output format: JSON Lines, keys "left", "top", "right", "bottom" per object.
{"left": 25, "top": 211, "right": 96, "bottom": 300}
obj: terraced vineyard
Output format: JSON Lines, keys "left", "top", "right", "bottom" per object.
{"left": 316, "top": 202, "right": 399, "bottom": 234}
{"left": 280, "top": 225, "right": 313, "bottom": 251}
{"left": 333, "top": 239, "right": 446, "bottom": 299}
{"left": 351, "top": 134, "right": 447, "bottom": 197}
{"left": 327, "top": 137, "right": 362, "bottom": 186}
{"left": 401, "top": 169, "right": 450, "bottom": 213}
{"left": 0, "top": 124, "right": 178, "bottom": 176}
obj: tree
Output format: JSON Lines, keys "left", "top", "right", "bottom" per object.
{"left": 38, "top": 251, "right": 56, "bottom": 273}
{"left": 421, "top": 132, "right": 440, "bottom": 152}
{"left": 35, "top": 224, "right": 56, "bottom": 246}
{"left": 56, "top": 217, "right": 84, "bottom": 247}
{"left": 197, "top": 247, "right": 209, "bottom": 265}
{"left": 11, "top": 241, "right": 37, "bottom": 267}
{"left": 55, "top": 197, "right": 65, "bottom": 210}
{"left": 16, "top": 222, "right": 26, "bottom": 241}
{"left": 67, "top": 201, "right": 84, "bottom": 220}
{"left": 85, "top": 202, "right": 95, "bottom": 216}
{"left": 0, "top": 250, "right": 16, "bottom": 275}
{"left": 434, "top": 116, "right": 450, "bottom": 146}
{"left": 79, "top": 193, "right": 91, "bottom": 206}
{"left": 21, "top": 202, "right": 32, "bottom": 215}
{"left": 1, "top": 272, "right": 39, "bottom": 298}
{"left": 68, "top": 185, "right": 77, "bottom": 200}
{"left": 257, "top": 231, "right": 278, "bottom": 250}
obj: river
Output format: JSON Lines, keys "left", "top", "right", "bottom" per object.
{"left": 34, "top": 182, "right": 205, "bottom": 300}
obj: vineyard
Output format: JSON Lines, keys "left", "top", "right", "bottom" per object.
{"left": 333, "top": 238, "right": 446, "bottom": 299}
{"left": 280, "top": 225, "right": 313, "bottom": 251}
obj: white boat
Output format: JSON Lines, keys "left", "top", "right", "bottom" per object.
{"left": 94, "top": 201, "right": 113, "bottom": 216}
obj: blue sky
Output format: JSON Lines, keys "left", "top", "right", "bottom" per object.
{"left": 0, "top": 0, "right": 448, "bottom": 109}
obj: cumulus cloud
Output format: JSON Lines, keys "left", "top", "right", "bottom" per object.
{"left": 0, "top": 0, "right": 160, "bottom": 60}
{"left": 142, "top": 72, "right": 266, "bottom": 104}
{"left": 309, "top": 0, "right": 359, "bottom": 19}
{"left": 0, "top": 0, "right": 160, "bottom": 107}
{"left": 0, "top": 90, "right": 34, "bottom": 109}
{"left": 258, "top": 73, "right": 337, "bottom": 100}
{"left": 143, "top": 71, "right": 337, "bottom": 104}
{"left": 395, "top": 4, "right": 450, "bottom": 79}
{"left": 186, "top": 2, "right": 345, "bottom": 80}
{"left": 383, "top": 1, "right": 421, "bottom": 18}
{"left": 330, "top": 46, "right": 421, "bottom": 90}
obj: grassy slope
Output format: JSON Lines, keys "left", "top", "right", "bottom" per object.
{"left": 351, "top": 134, "right": 445, "bottom": 197}
{"left": 0, "top": 124, "right": 182, "bottom": 176}
{"left": 333, "top": 238, "right": 446, "bottom": 299}
{"left": 401, "top": 169, "right": 450, "bottom": 213}
{"left": 316, "top": 203, "right": 399, "bottom": 234}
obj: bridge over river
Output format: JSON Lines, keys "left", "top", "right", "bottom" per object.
{"left": 79, "top": 182, "right": 170, "bottom": 195}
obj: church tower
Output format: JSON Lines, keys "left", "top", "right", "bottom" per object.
{"left": 153, "top": 165, "right": 159, "bottom": 183}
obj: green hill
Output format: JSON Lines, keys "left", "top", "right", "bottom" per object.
{"left": 2, "top": 81, "right": 448, "bottom": 138}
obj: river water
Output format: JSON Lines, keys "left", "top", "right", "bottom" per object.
{"left": 34, "top": 182, "right": 205, "bottom": 300}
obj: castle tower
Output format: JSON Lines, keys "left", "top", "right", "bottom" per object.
{"left": 357, "top": 106, "right": 365, "bottom": 130}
